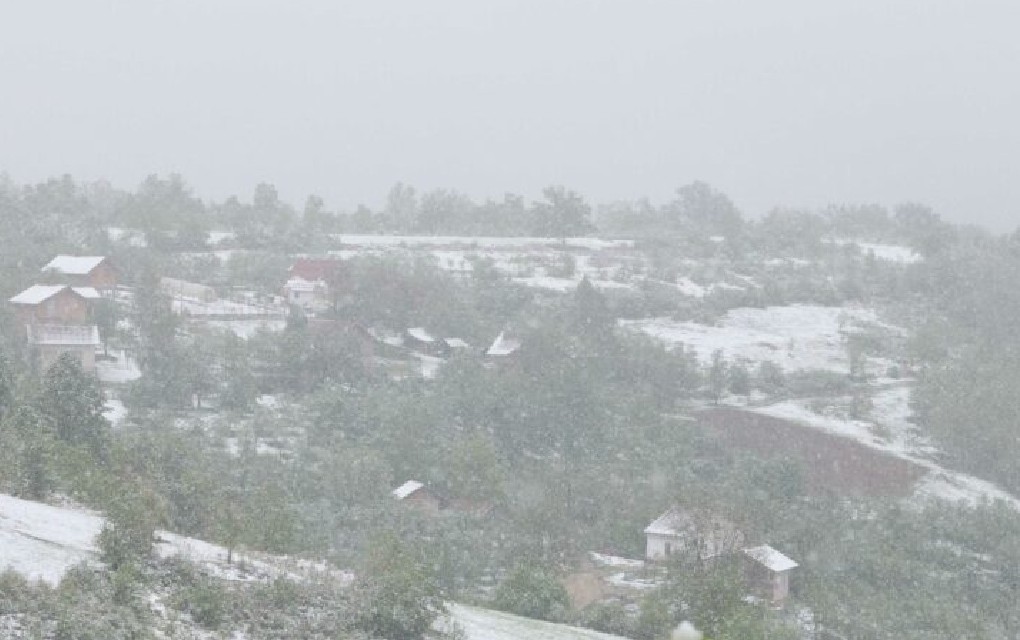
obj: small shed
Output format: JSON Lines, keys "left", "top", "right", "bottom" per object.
{"left": 743, "top": 545, "right": 798, "bottom": 605}
{"left": 644, "top": 507, "right": 744, "bottom": 562}
{"left": 392, "top": 480, "right": 441, "bottom": 516}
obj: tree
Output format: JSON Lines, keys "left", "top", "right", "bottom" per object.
{"left": 531, "top": 186, "right": 595, "bottom": 237}
{"left": 707, "top": 350, "right": 728, "bottom": 405}
{"left": 573, "top": 277, "right": 613, "bottom": 339}
{"left": 493, "top": 562, "right": 570, "bottom": 622}
{"left": 124, "top": 173, "right": 209, "bottom": 249}
{"left": 37, "top": 353, "right": 109, "bottom": 458}
{"left": 0, "top": 349, "right": 12, "bottom": 420}
{"left": 92, "top": 298, "right": 119, "bottom": 358}
{"left": 352, "top": 535, "right": 445, "bottom": 639}
{"left": 384, "top": 182, "right": 418, "bottom": 232}
{"left": 727, "top": 362, "right": 752, "bottom": 396}
{"left": 220, "top": 335, "right": 258, "bottom": 411}
{"left": 667, "top": 181, "right": 743, "bottom": 238}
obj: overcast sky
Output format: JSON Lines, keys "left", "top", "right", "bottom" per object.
{"left": 1, "top": 1, "right": 1018, "bottom": 231}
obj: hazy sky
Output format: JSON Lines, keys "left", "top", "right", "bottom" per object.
{"left": 1, "top": 1, "right": 1018, "bottom": 230}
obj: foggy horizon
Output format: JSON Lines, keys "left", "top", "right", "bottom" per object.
{"left": 2, "top": 1, "right": 1019, "bottom": 231}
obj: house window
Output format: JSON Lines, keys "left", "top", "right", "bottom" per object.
{"left": 664, "top": 542, "right": 672, "bottom": 556}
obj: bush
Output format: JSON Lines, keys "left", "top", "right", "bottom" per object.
{"left": 492, "top": 563, "right": 570, "bottom": 622}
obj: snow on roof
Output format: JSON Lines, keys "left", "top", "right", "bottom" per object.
{"left": 407, "top": 327, "right": 436, "bottom": 343}
{"left": 9, "top": 285, "right": 67, "bottom": 305}
{"left": 644, "top": 507, "right": 697, "bottom": 536}
{"left": 444, "top": 337, "right": 470, "bottom": 349}
{"left": 42, "top": 255, "right": 106, "bottom": 275}
{"left": 392, "top": 480, "right": 425, "bottom": 500}
{"left": 743, "top": 545, "right": 798, "bottom": 572}
{"left": 486, "top": 331, "right": 521, "bottom": 356}
{"left": 71, "top": 287, "right": 100, "bottom": 299}
{"left": 9, "top": 285, "right": 100, "bottom": 305}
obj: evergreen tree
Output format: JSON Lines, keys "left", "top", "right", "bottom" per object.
{"left": 37, "top": 353, "right": 109, "bottom": 458}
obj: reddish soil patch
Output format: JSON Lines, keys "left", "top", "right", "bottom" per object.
{"left": 699, "top": 408, "right": 926, "bottom": 497}
{"left": 562, "top": 570, "right": 608, "bottom": 609}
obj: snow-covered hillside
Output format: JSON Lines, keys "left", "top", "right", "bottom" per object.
{"left": 622, "top": 304, "right": 897, "bottom": 374}
{"left": 0, "top": 493, "right": 339, "bottom": 586}
{"left": 445, "top": 604, "right": 629, "bottom": 640}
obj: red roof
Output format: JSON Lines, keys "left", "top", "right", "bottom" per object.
{"left": 288, "top": 259, "right": 342, "bottom": 281}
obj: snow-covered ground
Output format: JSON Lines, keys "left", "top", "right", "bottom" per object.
{"left": 103, "top": 395, "right": 127, "bottom": 427}
{"left": 171, "top": 297, "right": 284, "bottom": 318}
{"left": 445, "top": 604, "right": 628, "bottom": 640}
{"left": 0, "top": 494, "right": 102, "bottom": 584}
{"left": 589, "top": 552, "right": 645, "bottom": 569}
{"left": 95, "top": 349, "right": 141, "bottom": 384}
{"left": 205, "top": 317, "right": 287, "bottom": 338}
{"left": 513, "top": 276, "right": 632, "bottom": 292}
{"left": 857, "top": 242, "right": 922, "bottom": 264}
{"left": 831, "top": 238, "right": 922, "bottom": 264}
{"left": 0, "top": 493, "right": 343, "bottom": 586}
{"left": 332, "top": 234, "right": 633, "bottom": 250}
{"left": 622, "top": 305, "right": 896, "bottom": 374}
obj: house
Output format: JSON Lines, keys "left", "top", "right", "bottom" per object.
{"left": 283, "top": 258, "right": 345, "bottom": 311}
{"left": 391, "top": 480, "right": 441, "bottom": 516}
{"left": 41, "top": 256, "right": 117, "bottom": 291}
{"left": 742, "top": 545, "right": 798, "bottom": 605}
{"left": 283, "top": 277, "right": 325, "bottom": 309}
{"left": 644, "top": 507, "right": 744, "bottom": 562}
{"left": 8, "top": 285, "right": 101, "bottom": 373}
{"left": 9, "top": 285, "right": 99, "bottom": 327}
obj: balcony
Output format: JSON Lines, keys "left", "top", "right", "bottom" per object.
{"left": 26, "top": 324, "right": 100, "bottom": 346}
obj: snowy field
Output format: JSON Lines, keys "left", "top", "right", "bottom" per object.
{"left": 95, "top": 349, "right": 141, "bottom": 384}
{"left": 622, "top": 305, "right": 896, "bottom": 374}
{"left": 0, "top": 494, "right": 103, "bottom": 584}
{"left": 831, "top": 238, "right": 922, "bottom": 264}
{"left": 445, "top": 604, "right": 628, "bottom": 640}
{"left": 0, "top": 493, "right": 342, "bottom": 586}
{"left": 333, "top": 234, "right": 633, "bottom": 250}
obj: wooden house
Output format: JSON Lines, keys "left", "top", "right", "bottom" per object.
{"left": 8, "top": 285, "right": 101, "bottom": 373}
{"left": 391, "top": 480, "right": 441, "bottom": 516}
{"left": 41, "top": 256, "right": 117, "bottom": 291}
{"left": 9, "top": 285, "right": 98, "bottom": 327}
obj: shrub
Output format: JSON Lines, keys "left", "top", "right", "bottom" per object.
{"left": 492, "top": 563, "right": 569, "bottom": 622}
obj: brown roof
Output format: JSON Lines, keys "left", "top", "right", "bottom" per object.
{"left": 289, "top": 258, "right": 343, "bottom": 282}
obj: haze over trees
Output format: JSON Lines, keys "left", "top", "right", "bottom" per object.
{"left": 0, "top": 173, "right": 1018, "bottom": 639}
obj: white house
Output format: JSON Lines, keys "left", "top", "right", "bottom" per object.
{"left": 644, "top": 507, "right": 744, "bottom": 562}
